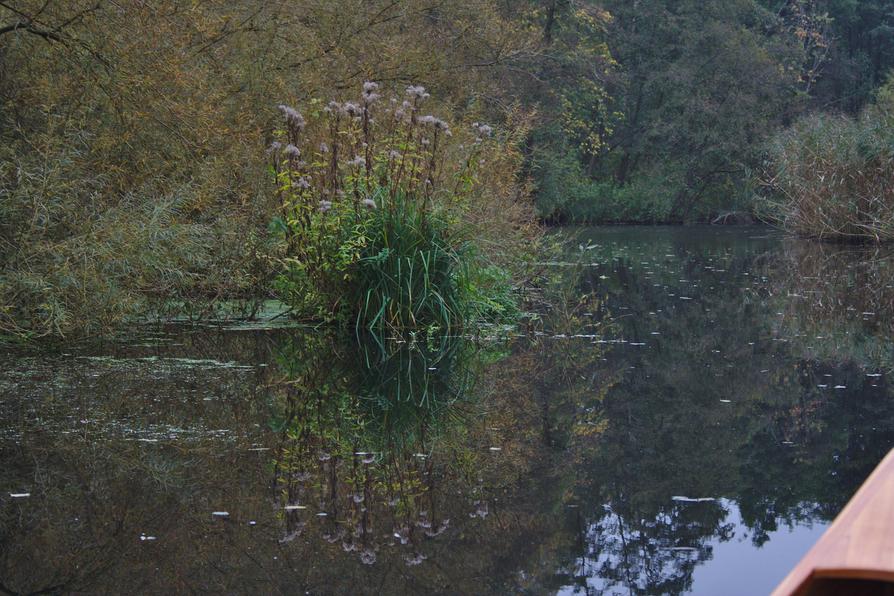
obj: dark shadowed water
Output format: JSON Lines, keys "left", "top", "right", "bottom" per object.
{"left": 2, "top": 226, "right": 893, "bottom": 595}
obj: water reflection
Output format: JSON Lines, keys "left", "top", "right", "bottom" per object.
{"left": 1, "top": 226, "right": 894, "bottom": 594}
{"left": 553, "top": 226, "right": 894, "bottom": 594}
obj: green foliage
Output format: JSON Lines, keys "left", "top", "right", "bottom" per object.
{"left": 345, "top": 193, "right": 471, "bottom": 333}
{"left": 799, "top": 0, "right": 894, "bottom": 113}
{"left": 532, "top": 143, "right": 678, "bottom": 223}
{"left": 528, "top": 0, "right": 857, "bottom": 224}
{"left": 760, "top": 76, "right": 894, "bottom": 242}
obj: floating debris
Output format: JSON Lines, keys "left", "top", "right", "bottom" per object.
{"left": 279, "top": 527, "right": 304, "bottom": 543}
{"left": 469, "top": 500, "right": 489, "bottom": 518}
{"left": 284, "top": 505, "right": 307, "bottom": 511}
{"left": 211, "top": 511, "right": 230, "bottom": 518}
{"left": 9, "top": 493, "right": 30, "bottom": 498}
{"left": 671, "top": 496, "right": 716, "bottom": 503}
{"left": 360, "top": 549, "right": 377, "bottom": 565}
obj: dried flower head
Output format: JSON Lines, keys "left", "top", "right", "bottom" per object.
{"left": 406, "top": 85, "right": 430, "bottom": 100}
{"left": 362, "top": 197, "right": 377, "bottom": 209}
{"left": 319, "top": 142, "right": 329, "bottom": 153}
{"left": 343, "top": 102, "right": 362, "bottom": 117}
{"left": 283, "top": 144, "right": 301, "bottom": 159}
{"left": 420, "top": 115, "right": 450, "bottom": 135}
{"left": 472, "top": 122, "right": 494, "bottom": 137}
{"left": 297, "top": 177, "right": 311, "bottom": 189}
{"left": 347, "top": 156, "right": 366, "bottom": 168}
{"left": 319, "top": 200, "right": 333, "bottom": 213}
{"left": 362, "top": 81, "right": 381, "bottom": 103}
{"left": 277, "top": 104, "right": 306, "bottom": 130}
{"left": 267, "top": 141, "right": 282, "bottom": 154}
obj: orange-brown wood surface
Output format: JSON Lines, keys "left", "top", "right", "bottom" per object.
{"left": 773, "top": 448, "right": 894, "bottom": 596}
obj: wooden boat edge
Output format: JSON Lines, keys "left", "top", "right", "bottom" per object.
{"left": 772, "top": 448, "right": 894, "bottom": 596}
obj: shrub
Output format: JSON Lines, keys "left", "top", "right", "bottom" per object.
{"left": 269, "top": 83, "right": 518, "bottom": 334}
{"left": 760, "top": 77, "right": 894, "bottom": 242}
{"left": 532, "top": 146, "right": 678, "bottom": 224}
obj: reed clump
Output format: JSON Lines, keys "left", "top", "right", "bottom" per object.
{"left": 761, "top": 77, "right": 894, "bottom": 242}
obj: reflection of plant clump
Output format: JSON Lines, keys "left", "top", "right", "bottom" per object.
{"left": 268, "top": 82, "right": 516, "bottom": 333}
{"left": 268, "top": 333, "right": 496, "bottom": 567}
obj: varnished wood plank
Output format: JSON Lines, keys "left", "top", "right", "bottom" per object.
{"left": 773, "top": 448, "right": 894, "bottom": 596}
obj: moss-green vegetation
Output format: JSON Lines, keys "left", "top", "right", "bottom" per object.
{"left": 530, "top": 0, "right": 894, "bottom": 227}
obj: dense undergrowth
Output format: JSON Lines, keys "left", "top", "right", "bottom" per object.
{"left": 0, "top": 1, "right": 542, "bottom": 341}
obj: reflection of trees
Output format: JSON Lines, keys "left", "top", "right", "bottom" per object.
{"left": 569, "top": 500, "right": 734, "bottom": 595}
{"left": 1, "top": 327, "right": 601, "bottom": 595}
{"left": 762, "top": 240, "right": 894, "bottom": 370}
{"left": 548, "top": 228, "right": 894, "bottom": 594}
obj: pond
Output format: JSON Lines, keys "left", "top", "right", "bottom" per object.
{"left": 2, "top": 226, "right": 893, "bottom": 595}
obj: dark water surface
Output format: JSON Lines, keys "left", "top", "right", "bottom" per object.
{"left": 2, "top": 226, "right": 893, "bottom": 595}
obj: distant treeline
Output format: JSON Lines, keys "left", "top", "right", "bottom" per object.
{"left": 533, "top": 0, "right": 894, "bottom": 224}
